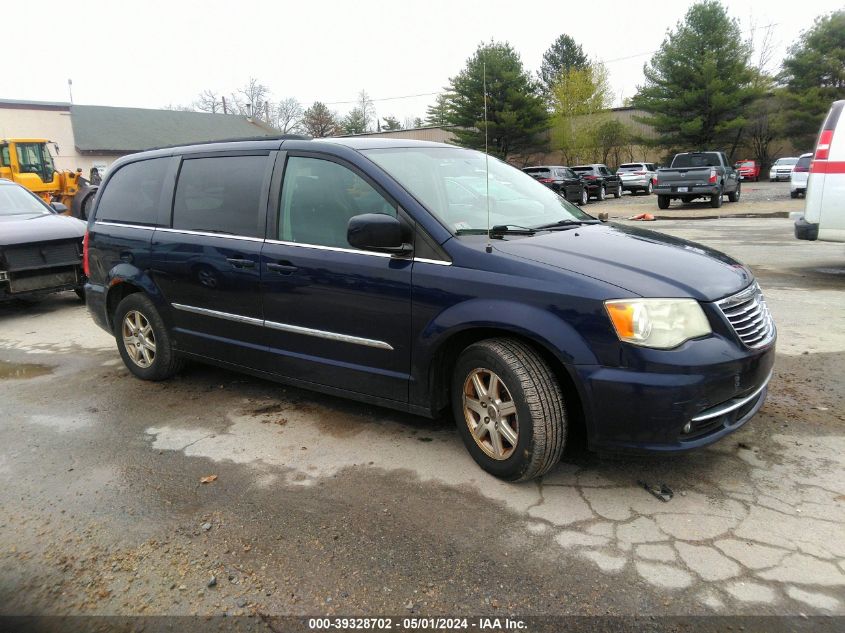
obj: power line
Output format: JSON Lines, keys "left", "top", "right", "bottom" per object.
{"left": 322, "top": 91, "right": 441, "bottom": 106}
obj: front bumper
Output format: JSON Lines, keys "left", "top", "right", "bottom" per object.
{"left": 575, "top": 336, "right": 776, "bottom": 453}
{"left": 794, "top": 215, "right": 819, "bottom": 241}
{"left": 770, "top": 172, "right": 791, "bottom": 181}
{"left": 0, "top": 265, "right": 82, "bottom": 301}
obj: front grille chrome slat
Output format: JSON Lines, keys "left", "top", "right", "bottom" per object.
{"left": 717, "top": 282, "right": 775, "bottom": 349}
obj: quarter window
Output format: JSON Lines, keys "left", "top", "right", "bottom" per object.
{"left": 173, "top": 155, "right": 268, "bottom": 237}
{"left": 95, "top": 157, "right": 169, "bottom": 225}
{"left": 279, "top": 156, "right": 395, "bottom": 248}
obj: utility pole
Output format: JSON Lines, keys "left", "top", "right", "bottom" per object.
{"left": 222, "top": 96, "right": 228, "bottom": 114}
{"left": 67, "top": 78, "right": 73, "bottom": 104}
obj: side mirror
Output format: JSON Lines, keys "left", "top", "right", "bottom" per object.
{"left": 50, "top": 202, "right": 69, "bottom": 214}
{"left": 347, "top": 213, "right": 412, "bottom": 255}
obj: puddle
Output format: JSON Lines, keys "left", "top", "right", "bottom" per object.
{"left": 0, "top": 359, "right": 53, "bottom": 379}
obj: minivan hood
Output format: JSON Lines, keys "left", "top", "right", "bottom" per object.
{"left": 0, "top": 213, "right": 86, "bottom": 247}
{"left": 493, "top": 223, "right": 752, "bottom": 301}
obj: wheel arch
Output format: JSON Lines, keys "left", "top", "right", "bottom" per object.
{"left": 422, "top": 322, "right": 591, "bottom": 448}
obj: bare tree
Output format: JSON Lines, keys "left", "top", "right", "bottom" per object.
{"left": 356, "top": 90, "right": 376, "bottom": 132}
{"left": 194, "top": 89, "right": 223, "bottom": 114}
{"left": 161, "top": 103, "right": 195, "bottom": 112}
{"left": 229, "top": 77, "right": 272, "bottom": 123}
{"left": 275, "top": 97, "right": 304, "bottom": 134}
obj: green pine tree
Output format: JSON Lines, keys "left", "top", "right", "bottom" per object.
{"left": 446, "top": 41, "right": 549, "bottom": 159}
{"left": 632, "top": 1, "right": 758, "bottom": 154}
{"left": 780, "top": 10, "right": 845, "bottom": 149}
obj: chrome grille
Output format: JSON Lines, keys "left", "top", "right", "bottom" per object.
{"left": 717, "top": 282, "right": 775, "bottom": 348}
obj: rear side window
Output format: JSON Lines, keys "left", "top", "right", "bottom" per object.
{"left": 795, "top": 155, "right": 812, "bottom": 169}
{"left": 173, "top": 155, "right": 267, "bottom": 238}
{"left": 95, "top": 157, "right": 169, "bottom": 225}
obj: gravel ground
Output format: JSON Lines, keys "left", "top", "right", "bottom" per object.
{"left": 593, "top": 180, "right": 803, "bottom": 220}
{"left": 0, "top": 216, "right": 843, "bottom": 622}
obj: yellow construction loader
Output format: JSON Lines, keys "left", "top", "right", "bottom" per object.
{"left": 0, "top": 138, "right": 98, "bottom": 218}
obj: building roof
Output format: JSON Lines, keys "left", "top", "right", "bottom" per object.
{"left": 0, "top": 98, "right": 71, "bottom": 111}
{"left": 70, "top": 104, "right": 278, "bottom": 152}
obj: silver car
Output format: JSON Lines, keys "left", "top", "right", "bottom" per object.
{"left": 769, "top": 157, "right": 798, "bottom": 181}
{"left": 617, "top": 162, "right": 657, "bottom": 195}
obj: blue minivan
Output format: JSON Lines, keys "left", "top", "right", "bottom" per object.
{"left": 84, "top": 137, "right": 775, "bottom": 481}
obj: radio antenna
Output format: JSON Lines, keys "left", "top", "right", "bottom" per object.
{"left": 483, "top": 60, "right": 492, "bottom": 254}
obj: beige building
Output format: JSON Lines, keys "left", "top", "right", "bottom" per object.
{"left": 0, "top": 98, "right": 278, "bottom": 177}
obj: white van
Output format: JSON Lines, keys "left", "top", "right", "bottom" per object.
{"left": 795, "top": 100, "right": 845, "bottom": 242}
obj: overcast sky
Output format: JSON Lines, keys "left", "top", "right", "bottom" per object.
{"left": 3, "top": 0, "right": 841, "bottom": 124}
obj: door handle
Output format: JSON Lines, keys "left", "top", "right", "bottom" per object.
{"left": 226, "top": 258, "right": 255, "bottom": 269}
{"left": 266, "top": 261, "right": 298, "bottom": 274}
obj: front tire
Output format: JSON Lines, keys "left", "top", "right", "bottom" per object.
{"left": 597, "top": 185, "right": 606, "bottom": 201}
{"left": 114, "top": 293, "right": 183, "bottom": 381}
{"left": 452, "top": 338, "right": 566, "bottom": 482}
{"left": 614, "top": 183, "right": 622, "bottom": 198}
{"left": 579, "top": 187, "right": 588, "bottom": 206}
{"left": 657, "top": 195, "right": 670, "bottom": 209}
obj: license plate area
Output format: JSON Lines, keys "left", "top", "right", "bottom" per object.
{"left": 677, "top": 186, "right": 689, "bottom": 193}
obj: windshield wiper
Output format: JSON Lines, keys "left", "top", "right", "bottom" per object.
{"left": 489, "top": 224, "right": 536, "bottom": 237}
{"left": 454, "top": 225, "right": 538, "bottom": 237}
{"left": 532, "top": 219, "right": 600, "bottom": 230}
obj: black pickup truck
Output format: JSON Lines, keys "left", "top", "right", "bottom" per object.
{"left": 654, "top": 151, "right": 740, "bottom": 209}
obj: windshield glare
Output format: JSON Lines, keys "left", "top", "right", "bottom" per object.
{"left": 363, "top": 147, "right": 592, "bottom": 233}
{"left": 0, "top": 185, "right": 51, "bottom": 216}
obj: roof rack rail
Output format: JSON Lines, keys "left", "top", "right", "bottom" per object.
{"left": 147, "top": 134, "right": 311, "bottom": 151}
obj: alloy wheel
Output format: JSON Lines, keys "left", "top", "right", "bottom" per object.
{"left": 122, "top": 310, "right": 157, "bottom": 368}
{"left": 463, "top": 368, "right": 519, "bottom": 460}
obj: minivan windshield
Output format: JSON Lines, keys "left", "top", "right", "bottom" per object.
{"left": 0, "top": 185, "right": 51, "bottom": 216}
{"left": 363, "top": 147, "right": 593, "bottom": 233}
{"left": 775, "top": 158, "right": 798, "bottom": 166}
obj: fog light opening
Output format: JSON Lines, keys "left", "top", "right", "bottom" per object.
{"left": 683, "top": 422, "right": 692, "bottom": 434}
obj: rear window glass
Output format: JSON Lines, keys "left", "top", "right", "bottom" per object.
{"left": 571, "top": 166, "right": 594, "bottom": 173}
{"left": 523, "top": 168, "right": 551, "bottom": 175}
{"left": 173, "top": 155, "right": 268, "bottom": 237}
{"left": 617, "top": 164, "right": 644, "bottom": 171}
{"left": 95, "top": 158, "right": 169, "bottom": 225}
{"left": 796, "top": 155, "right": 812, "bottom": 169}
{"left": 671, "top": 153, "right": 721, "bottom": 168}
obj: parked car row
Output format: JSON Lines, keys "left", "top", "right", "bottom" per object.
{"left": 522, "top": 162, "right": 634, "bottom": 203}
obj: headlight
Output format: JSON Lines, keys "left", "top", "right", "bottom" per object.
{"left": 605, "top": 299, "right": 711, "bottom": 349}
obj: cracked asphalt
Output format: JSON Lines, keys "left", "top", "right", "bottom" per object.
{"left": 1, "top": 216, "right": 843, "bottom": 618}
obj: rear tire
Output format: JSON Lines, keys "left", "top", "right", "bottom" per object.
{"left": 657, "top": 195, "right": 670, "bottom": 209}
{"left": 790, "top": 190, "right": 798, "bottom": 198}
{"left": 579, "top": 187, "right": 588, "bottom": 206}
{"left": 597, "top": 185, "right": 606, "bottom": 201}
{"left": 728, "top": 183, "right": 741, "bottom": 203}
{"left": 452, "top": 338, "right": 566, "bottom": 482}
{"left": 614, "top": 183, "right": 622, "bottom": 198}
{"left": 113, "top": 293, "right": 183, "bottom": 381}
{"left": 646, "top": 181, "right": 653, "bottom": 195}
{"left": 710, "top": 188, "right": 723, "bottom": 208}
